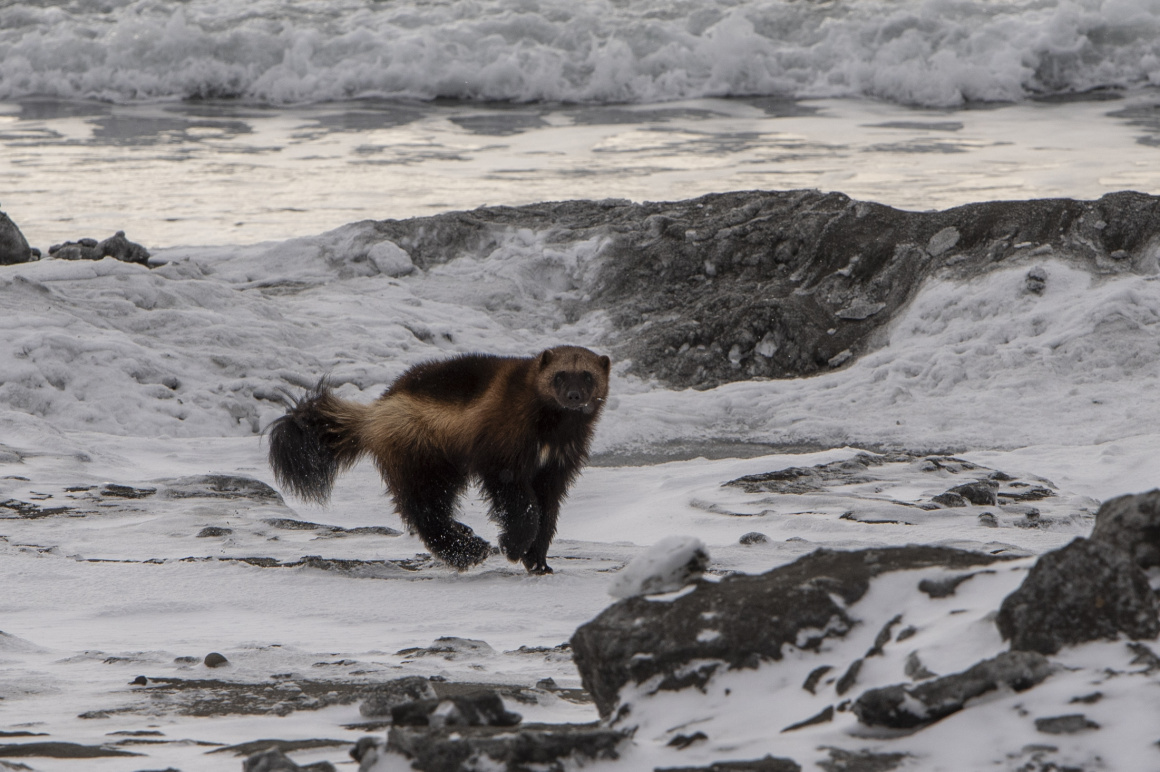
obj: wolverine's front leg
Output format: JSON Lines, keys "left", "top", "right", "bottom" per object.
{"left": 480, "top": 471, "right": 541, "bottom": 563}
{"left": 521, "top": 469, "right": 569, "bottom": 574}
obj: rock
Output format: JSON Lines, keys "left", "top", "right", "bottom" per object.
{"left": 359, "top": 676, "right": 439, "bottom": 718}
{"left": 817, "top": 747, "right": 911, "bottom": 772}
{"left": 1034, "top": 714, "right": 1100, "bottom": 734}
{"left": 97, "top": 231, "right": 150, "bottom": 264}
{"left": 204, "top": 652, "right": 229, "bottom": 668}
{"left": 386, "top": 723, "right": 627, "bottom": 772}
{"left": 1089, "top": 489, "right": 1160, "bottom": 568}
{"left": 607, "top": 536, "right": 709, "bottom": 599}
{"left": 1025, "top": 266, "right": 1048, "bottom": 294}
{"left": 852, "top": 650, "right": 1052, "bottom": 730}
{"left": 366, "top": 190, "right": 1160, "bottom": 389}
{"left": 162, "top": 474, "right": 283, "bottom": 502}
{"left": 931, "top": 492, "right": 967, "bottom": 508}
{"left": 197, "top": 526, "right": 233, "bottom": 538}
{"left": 395, "top": 636, "right": 495, "bottom": 660}
{"left": 367, "top": 241, "right": 415, "bottom": 277}
{"left": 243, "top": 748, "right": 301, "bottom": 772}
{"left": 47, "top": 231, "right": 149, "bottom": 264}
{"left": 571, "top": 545, "right": 1007, "bottom": 719}
{"left": 996, "top": 537, "right": 1159, "bottom": 655}
{"left": 946, "top": 480, "right": 998, "bottom": 506}
{"left": 917, "top": 572, "right": 977, "bottom": 598}
{"left": 350, "top": 737, "right": 382, "bottom": 771}
{"left": 656, "top": 755, "right": 802, "bottom": 772}
{"left": 390, "top": 691, "right": 521, "bottom": 729}
{"left": 739, "top": 532, "right": 769, "bottom": 545}
{"left": 0, "top": 207, "right": 33, "bottom": 265}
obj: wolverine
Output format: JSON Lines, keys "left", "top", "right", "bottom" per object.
{"left": 266, "top": 345, "right": 610, "bottom": 574}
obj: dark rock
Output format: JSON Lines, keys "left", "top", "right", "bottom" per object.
{"left": 1025, "top": 266, "right": 1048, "bottom": 294}
{"left": 1034, "top": 714, "right": 1100, "bottom": 734}
{"left": 918, "top": 572, "right": 978, "bottom": 598}
{"left": 97, "top": 231, "right": 150, "bottom": 264}
{"left": 350, "top": 736, "right": 382, "bottom": 762}
{"left": 386, "top": 723, "right": 626, "bottom": 772}
{"left": 1127, "top": 641, "right": 1160, "bottom": 672}
{"left": 204, "top": 652, "right": 229, "bottom": 668}
{"left": 739, "top": 532, "right": 769, "bottom": 545}
{"left": 802, "top": 665, "right": 832, "bottom": 694}
{"left": 930, "top": 492, "right": 967, "bottom": 508}
{"left": 996, "top": 537, "right": 1160, "bottom": 655}
{"left": 368, "top": 190, "right": 1160, "bottom": 389}
{"left": 667, "top": 731, "right": 708, "bottom": 748}
{"left": 396, "top": 636, "right": 495, "bottom": 660}
{"left": 197, "top": 526, "right": 233, "bottom": 538}
{"left": 0, "top": 207, "right": 33, "bottom": 266}
{"left": 359, "top": 676, "right": 439, "bottom": 718}
{"left": 853, "top": 650, "right": 1051, "bottom": 730}
{"left": 571, "top": 545, "right": 1007, "bottom": 719}
{"left": 130, "top": 675, "right": 148, "bottom": 685}
{"left": 163, "top": 474, "right": 283, "bottom": 502}
{"left": 0, "top": 741, "right": 141, "bottom": 758}
{"left": 946, "top": 480, "right": 998, "bottom": 505}
{"left": 655, "top": 756, "right": 801, "bottom": 772}
{"left": 817, "top": 747, "right": 911, "bottom": 772}
{"left": 46, "top": 231, "right": 149, "bottom": 265}
{"left": 243, "top": 748, "right": 301, "bottom": 772}
{"left": 1089, "top": 489, "right": 1160, "bottom": 569}
{"left": 781, "top": 705, "right": 833, "bottom": 732}
{"left": 99, "top": 483, "right": 156, "bottom": 499}
{"left": 390, "top": 691, "right": 522, "bottom": 728}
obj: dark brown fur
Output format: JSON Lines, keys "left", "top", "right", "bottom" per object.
{"left": 267, "top": 346, "right": 610, "bottom": 573}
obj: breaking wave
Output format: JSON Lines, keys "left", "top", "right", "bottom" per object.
{"left": 2, "top": 0, "right": 1160, "bottom": 107}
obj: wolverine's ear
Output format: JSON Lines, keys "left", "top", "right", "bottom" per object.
{"left": 539, "top": 350, "right": 554, "bottom": 369}
{"left": 599, "top": 355, "right": 610, "bottom": 373}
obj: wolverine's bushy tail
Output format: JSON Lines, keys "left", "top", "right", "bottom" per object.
{"left": 266, "top": 383, "right": 367, "bottom": 504}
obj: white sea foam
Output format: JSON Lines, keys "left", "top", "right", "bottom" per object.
{"left": 2, "top": 0, "right": 1160, "bottom": 107}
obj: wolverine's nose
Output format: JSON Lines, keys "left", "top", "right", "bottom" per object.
{"left": 566, "top": 389, "right": 583, "bottom": 405}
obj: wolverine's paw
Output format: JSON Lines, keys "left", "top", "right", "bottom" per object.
{"left": 522, "top": 556, "right": 553, "bottom": 575}
{"left": 434, "top": 523, "right": 492, "bottom": 571}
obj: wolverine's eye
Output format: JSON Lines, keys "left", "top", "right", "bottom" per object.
{"left": 582, "top": 372, "right": 594, "bottom": 387}
{"left": 553, "top": 372, "right": 566, "bottom": 387}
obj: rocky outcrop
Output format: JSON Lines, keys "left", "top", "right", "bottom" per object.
{"left": 570, "top": 545, "right": 1007, "bottom": 719}
{"left": 366, "top": 190, "right": 1160, "bottom": 389}
{"left": 0, "top": 206, "right": 34, "bottom": 265}
{"left": 1090, "top": 489, "right": 1160, "bottom": 568}
{"left": 996, "top": 537, "right": 1159, "bottom": 655}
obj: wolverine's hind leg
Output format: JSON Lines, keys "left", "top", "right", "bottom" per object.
{"left": 382, "top": 459, "right": 490, "bottom": 570}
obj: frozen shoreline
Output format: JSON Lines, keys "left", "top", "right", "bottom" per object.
{"left": 1, "top": 188, "right": 1158, "bottom": 771}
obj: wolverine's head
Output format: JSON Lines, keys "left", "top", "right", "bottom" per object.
{"left": 536, "top": 346, "right": 611, "bottom": 415}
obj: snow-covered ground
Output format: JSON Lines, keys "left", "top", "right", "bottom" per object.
{"left": 0, "top": 218, "right": 1157, "bottom": 770}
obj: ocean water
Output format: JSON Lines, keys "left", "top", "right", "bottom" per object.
{"left": 2, "top": 0, "right": 1160, "bottom": 248}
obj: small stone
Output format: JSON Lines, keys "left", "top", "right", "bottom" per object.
{"left": 927, "top": 226, "right": 961, "bottom": 257}
{"left": 1035, "top": 714, "right": 1100, "bottom": 734}
{"left": 739, "top": 532, "right": 769, "bottom": 545}
{"left": 197, "top": 526, "right": 232, "bottom": 538}
{"left": 204, "top": 652, "right": 229, "bottom": 668}
{"left": 130, "top": 675, "right": 148, "bottom": 685}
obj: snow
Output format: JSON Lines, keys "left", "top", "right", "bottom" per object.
{"left": 606, "top": 536, "right": 708, "bottom": 599}
{"left": 0, "top": 216, "right": 1157, "bottom": 770}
